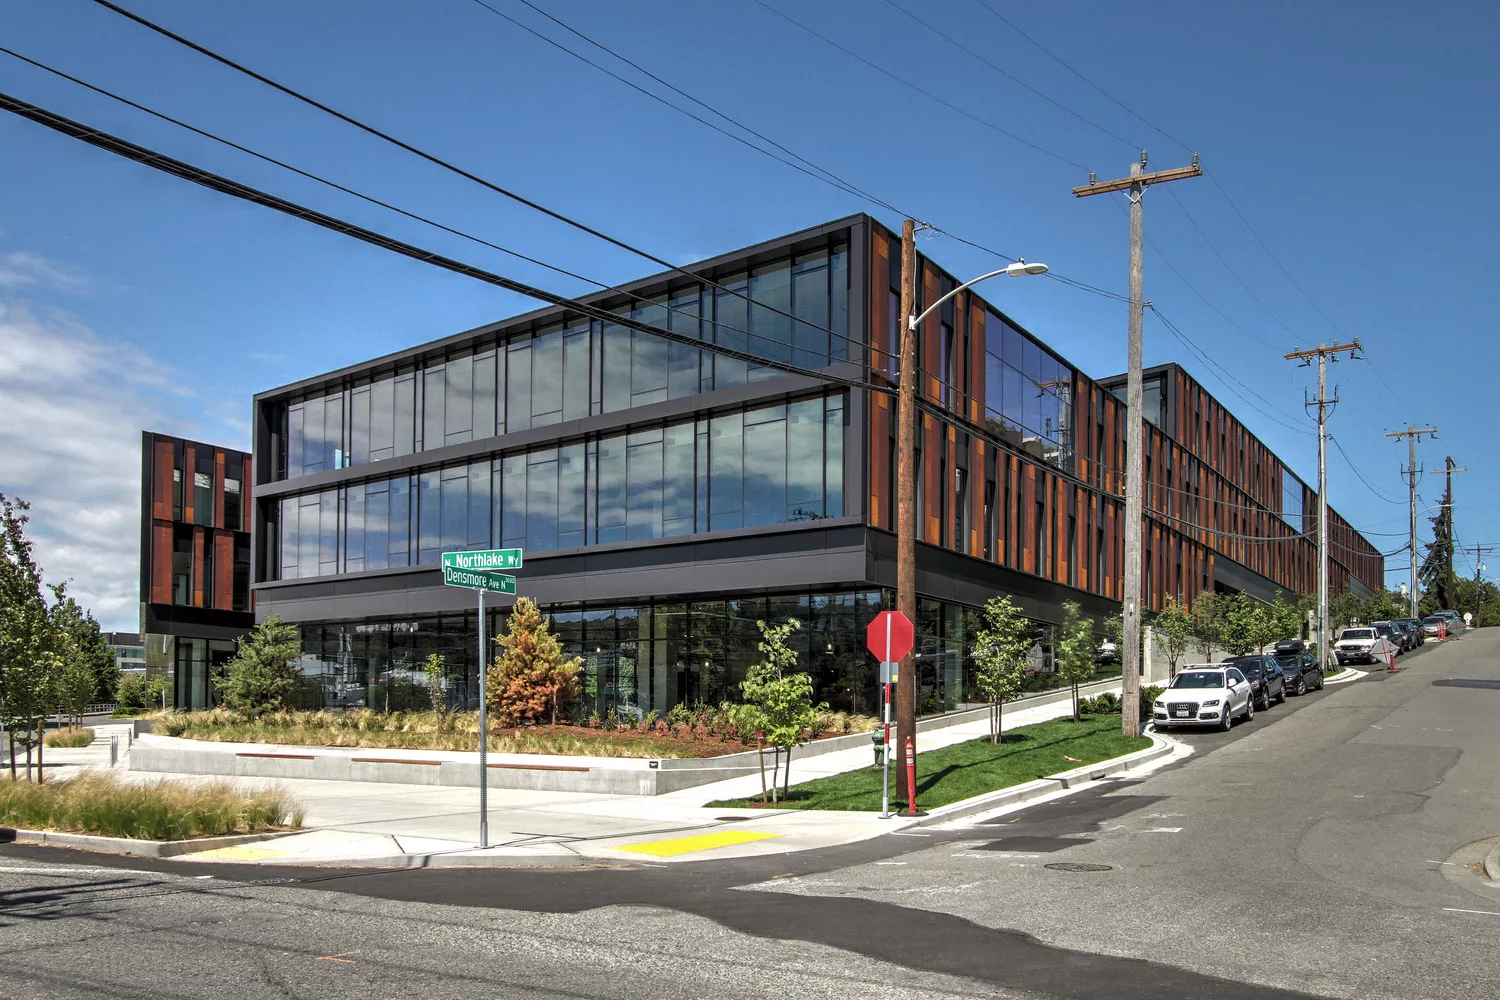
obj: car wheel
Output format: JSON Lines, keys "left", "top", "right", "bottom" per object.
{"left": 1296, "top": 678, "right": 1307, "bottom": 696}
{"left": 1317, "top": 674, "right": 1325, "bottom": 690}
{"left": 1257, "top": 690, "right": 1269, "bottom": 711}
{"left": 1277, "top": 685, "right": 1287, "bottom": 704}
{"left": 1244, "top": 697, "right": 1254, "bottom": 722}
{"left": 1221, "top": 703, "right": 1234, "bottom": 730}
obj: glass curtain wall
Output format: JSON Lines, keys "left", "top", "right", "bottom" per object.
{"left": 981, "top": 311, "right": 1074, "bottom": 471}
{"left": 274, "top": 394, "right": 845, "bottom": 581}
{"left": 276, "top": 243, "right": 849, "bottom": 481}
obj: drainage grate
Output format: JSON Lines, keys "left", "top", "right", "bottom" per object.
{"left": 1433, "top": 679, "right": 1500, "bottom": 690}
{"left": 1044, "top": 862, "right": 1113, "bottom": 873}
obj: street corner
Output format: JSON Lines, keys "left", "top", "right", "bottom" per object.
{"left": 174, "top": 829, "right": 419, "bottom": 865}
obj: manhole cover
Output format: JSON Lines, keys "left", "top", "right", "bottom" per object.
{"left": 714, "top": 815, "right": 752, "bottom": 822}
{"left": 1044, "top": 862, "right": 1113, "bottom": 872}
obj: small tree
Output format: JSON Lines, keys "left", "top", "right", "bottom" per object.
{"left": 0, "top": 494, "right": 61, "bottom": 780}
{"left": 56, "top": 638, "right": 96, "bottom": 727}
{"left": 1057, "top": 602, "right": 1097, "bottom": 722}
{"left": 423, "top": 653, "right": 448, "bottom": 719}
{"left": 1190, "top": 592, "right": 1223, "bottom": 663}
{"left": 117, "top": 673, "right": 149, "bottom": 710}
{"left": 489, "top": 597, "right": 582, "bottom": 727}
{"left": 1153, "top": 595, "right": 1193, "bottom": 678}
{"left": 740, "top": 618, "right": 822, "bottom": 802}
{"left": 971, "top": 596, "right": 1032, "bottom": 743}
{"left": 216, "top": 617, "right": 302, "bottom": 717}
{"left": 146, "top": 672, "right": 172, "bottom": 710}
{"left": 49, "top": 595, "right": 119, "bottom": 703}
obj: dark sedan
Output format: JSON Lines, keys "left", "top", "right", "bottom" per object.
{"left": 1222, "top": 654, "right": 1287, "bottom": 710}
{"left": 1274, "top": 649, "right": 1324, "bottom": 695}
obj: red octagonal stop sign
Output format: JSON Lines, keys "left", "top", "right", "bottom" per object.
{"left": 866, "top": 610, "right": 914, "bottom": 663}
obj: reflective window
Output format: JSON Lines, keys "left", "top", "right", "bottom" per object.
{"left": 982, "top": 311, "right": 1073, "bottom": 471}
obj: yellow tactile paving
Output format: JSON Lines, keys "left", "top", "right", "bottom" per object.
{"left": 185, "top": 844, "right": 294, "bottom": 861}
{"left": 613, "top": 829, "right": 781, "bottom": 857}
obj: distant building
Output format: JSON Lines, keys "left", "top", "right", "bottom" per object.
{"left": 102, "top": 630, "right": 146, "bottom": 675}
{"left": 140, "top": 431, "right": 253, "bottom": 707}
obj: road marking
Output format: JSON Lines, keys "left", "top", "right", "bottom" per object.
{"left": 316, "top": 952, "right": 359, "bottom": 964}
{"left": 890, "top": 832, "right": 931, "bottom": 838}
{"left": 1443, "top": 907, "right": 1500, "bottom": 916}
{"left": 875, "top": 861, "right": 908, "bottom": 866}
{"left": 614, "top": 830, "right": 780, "bottom": 857}
{"left": 1145, "top": 827, "right": 1184, "bottom": 833}
{"left": 1426, "top": 860, "right": 1465, "bottom": 867}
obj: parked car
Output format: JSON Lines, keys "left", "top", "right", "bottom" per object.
{"left": 1096, "top": 639, "right": 1120, "bottom": 665}
{"left": 1153, "top": 666, "right": 1254, "bottom": 731}
{"left": 1334, "top": 626, "right": 1397, "bottom": 665}
{"left": 1273, "top": 640, "right": 1325, "bottom": 695}
{"left": 1222, "top": 654, "right": 1286, "bottom": 710}
{"left": 1394, "top": 618, "right": 1426, "bottom": 646}
{"left": 1374, "top": 620, "right": 1404, "bottom": 653}
{"left": 1437, "top": 610, "right": 1466, "bottom": 633}
{"left": 1421, "top": 615, "right": 1448, "bottom": 638}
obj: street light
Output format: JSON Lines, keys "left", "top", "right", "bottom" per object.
{"left": 894, "top": 219, "right": 1048, "bottom": 781}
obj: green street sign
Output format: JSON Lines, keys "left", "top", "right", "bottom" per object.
{"left": 442, "top": 548, "right": 523, "bottom": 571}
{"left": 442, "top": 566, "right": 516, "bottom": 594}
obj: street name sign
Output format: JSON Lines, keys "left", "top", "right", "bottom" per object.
{"left": 442, "top": 548, "right": 523, "bottom": 572}
{"left": 442, "top": 565, "right": 516, "bottom": 594}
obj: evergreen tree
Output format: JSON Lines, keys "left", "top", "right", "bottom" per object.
{"left": 489, "top": 597, "right": 582, "bottom": 726}
{"left": 1419, "top": 479, "right": 1455, "bottom": 608}
{"left": 216, "top": 616, "right": 302, "bottom": 717}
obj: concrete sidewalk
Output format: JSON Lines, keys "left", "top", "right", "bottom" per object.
{"left": 35, "top": 683, "right": 1126, "bottom": 867}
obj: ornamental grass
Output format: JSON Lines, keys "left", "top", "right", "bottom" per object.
{"left": 43, "top": 727, "right": 96, "bottom": 749}
{"left": 0, "top": 773, "right": 304, "bottom": 841}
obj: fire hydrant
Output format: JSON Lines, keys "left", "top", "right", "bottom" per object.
{"left": 871, "top": 729, "right": 886, "bottom": 768}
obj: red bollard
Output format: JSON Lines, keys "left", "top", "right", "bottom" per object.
{"left": 905, "top": 736, "right": 918, "bottom": 815}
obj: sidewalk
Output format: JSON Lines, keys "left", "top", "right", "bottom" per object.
{"left": 33, "top": 683, "right": 1125, "bottom": 867}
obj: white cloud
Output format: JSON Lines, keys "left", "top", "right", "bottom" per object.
{"left": 0, "top": 251, "right": 90, "bottom": 294}
{"left": 0, "top": 299, "right": 191, "bottom": 631}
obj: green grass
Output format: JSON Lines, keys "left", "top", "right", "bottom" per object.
{"left": 0, "top": 773, "right": 304, "bottom": 841}
{"left": 43, "top": 727, "right": 95, "bottom": 748}
{"left": 708, "top": 715, "right": 1152, "bottom": 811}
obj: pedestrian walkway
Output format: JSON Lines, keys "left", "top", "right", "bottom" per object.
{"left": 36, "top": 683, "right": 1125, "bottom": 866}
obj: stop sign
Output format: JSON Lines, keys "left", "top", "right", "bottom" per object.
{"left": 866, "top": 610, "right": 914, "bottom": 663}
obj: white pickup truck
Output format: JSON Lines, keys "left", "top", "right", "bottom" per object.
{"left": 1333, "top": 626, "right": 1396, "bottom": 665}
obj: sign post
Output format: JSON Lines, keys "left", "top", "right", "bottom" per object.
{"left": 866, "top": 611, "right": 914, "bottom": 817}
{"left": 442, "top": 549, "right": 524, "bottom": 850}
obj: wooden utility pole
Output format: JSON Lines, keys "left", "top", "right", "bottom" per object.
{"left": 1386, "top": 425, "right": 1438, "bottom": 617}
{"left": 1286, "top": 341, "right": 1361, "bottom": 670}
{"left": 1441, "top": 458, "right": 1468, "bottom": 609}
{"left": 1074, "top": 152, "right": 1201, "bottom": 738}
{"left": 1464, "top": 544, "right": 1490, "bottom": 626}
{"left": 896, "top": 219, "right": 918, "bottom": 766}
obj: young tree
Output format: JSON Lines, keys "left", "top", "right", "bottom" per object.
{"left": 1057, "top": 602, "right": 1097, "bottom": 722}
{"left": 1152, "top": 595, "right": 1193, "bottom": 678}
{"left": 48, "top": 594, "right": 119, "bottom": 703}
{"left": 117, "top": 673, "right": 149, "bottom": 710}
{"left": 1328, "top": 590, "right": 1366, "bottom": 631}
{"left": 0, "top": 493, "right": 61, "bottom": 780}
{"left": 423, "top": 653, "right": 448, "bottom": 719}
{"left": 216, "top": 616, "right": 302, "bottom": 717}
{"left": 1218, "top": 594, "right": 1259, "bottom": 657}
{"left": 970, "top": 596, "right": 1033, "bottom": 744}
{"left": 489, "top": 597, "right": 583, "bottom": 727}
{"left": 740, "top": 618, "right": 822, "bottom": 802}
{"left": 55, "top": 637, "right": 97, "bottom": 727}
{"left": 146, "top": 672, "right": 172, "bottom": 711}
{"left": 1189, "top": 592, "right": 1223, "bottom": 663}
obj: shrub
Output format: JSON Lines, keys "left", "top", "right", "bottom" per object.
{"left": 489, "top": 598, "right": 582, "bottom": 726}
{"left": 44, "top": 727, "right": 95, "bottom": 748}
{"left": 1079, "top": 692, "right": 1122, "bottom": 716}
{"left": 0, "top": 773, "right": 302, "bottom": 840}
{"left": 117, "top": 673, "right": 149, "bottom": 710}
{"left": 1141, "top": 685, "right": 1165, "bottom": 720}
{"left": 217, "top": 616, "right": 302, "bottom": 717}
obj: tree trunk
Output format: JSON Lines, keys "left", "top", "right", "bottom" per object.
{"left": 7, "top": 728, "right": 15, "bottom": 780}
{"left": 782, "top": 745, "right": 792, "bottom": 799}
{"left": 35, "top": 721, "right": 43, "bottom": 784}
{"left": 757, "top": 737, "right": 767, "bottom": 804}
{"left": 1072, "top": 681, "right": 1080, "bottom": 722}
{"left": 769, "top": 748, "right": 779, "bottom": 804}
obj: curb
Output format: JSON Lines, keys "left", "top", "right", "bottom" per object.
{"left": 216, "top": 851, "right": 614, "bottom": 870}
{"left": 914, "top": 734, "right": 1175, "bottom": 828}
{"left": 1485, "top": 841, "right": 1500, "bottom": 883}
{"left": 1, "top": 828, "right": 300, "bottom": 858}
{"left": 1323, "top": 668, "right": 1367, "bottom": 686}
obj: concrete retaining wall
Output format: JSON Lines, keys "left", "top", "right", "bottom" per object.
{"left": 130, "top": 676, "right": 1124, "bottom": 796}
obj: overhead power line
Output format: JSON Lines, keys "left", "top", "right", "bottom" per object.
{"left": 1328, "top": 435, "right": 1406, "bottom": 506}
{"left": 0, "top": 90, "right": 885, "bottom": 397}
{"left": 84, "top": 0, "right": 855, "bottom": 350}
{"left": 0, "top": 46, "right": 883, "bottom": 364}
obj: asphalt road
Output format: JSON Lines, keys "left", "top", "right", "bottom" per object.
{"left": 4, "top": 635, "right": 1499, "bottom": 999}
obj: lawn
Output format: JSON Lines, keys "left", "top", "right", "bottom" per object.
{"left": 0, "top": 773, "right": 303, "bottom": 841}
{"left": 708, "top": 715, "right": 1152, "bottom": 811}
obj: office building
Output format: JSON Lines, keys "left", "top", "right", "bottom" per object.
{"left": 249, "top": 215, "right": 1382, "bottom": 717}
{"left": 140, "top": 431, "right": 254, "bottom": 707}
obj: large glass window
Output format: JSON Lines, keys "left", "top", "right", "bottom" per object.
{"left": 1282, "top": 469, "right": 1305, "bottom": 529}
{"left": 982, "top": 311, "right": 1073, "bottom": 471}
{"left": 273, "top": 395, "right": 845, "bottom": 580}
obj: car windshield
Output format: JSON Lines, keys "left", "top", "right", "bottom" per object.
{"left": 1170, "top": 672, "right": 1224, "bottom": 689}
{"left": 1275, "top": 655, "right": 1301, "bottom": 669}
{"left": 1422, "top": 617, "right": 1442, "bottom": 625}
{"left": 1342, "top": 629, "right": 1375, "bottom": 640}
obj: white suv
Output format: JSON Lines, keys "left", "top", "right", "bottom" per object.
{"left": 1153, "top": 666, "right": 1255, "bottom": 731}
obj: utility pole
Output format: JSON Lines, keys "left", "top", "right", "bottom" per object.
{"left": 1387, "top": 425, "right": 1439, "bottom": 618}
{"left": 1464, "top": 544, "right": 1490, "bottom": 626}
{"left": 1075, "top": 152, "right": 1201, "bottom": 738}
{"left": 896, "top": 219, "right": 918, "bottom": 764}
{"left": 1442, "top": 458, "right": 1468, "bottom": 609}
{"left": 1285, "top": 341, "right": 1361, "bottom": 672}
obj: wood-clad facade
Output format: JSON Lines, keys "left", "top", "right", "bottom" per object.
{"left": 862, "top": 218, "right": 1382, "bottom": 615}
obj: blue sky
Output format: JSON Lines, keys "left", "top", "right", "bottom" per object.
{"left": 1, "top": 0, "right": 1494, "bottom": 629}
